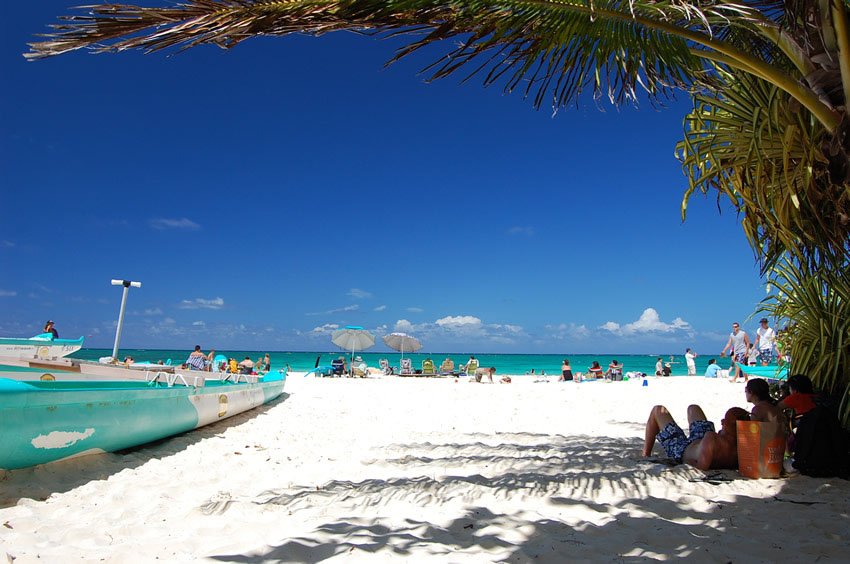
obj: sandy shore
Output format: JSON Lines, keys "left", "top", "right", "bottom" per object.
{"left": 2, "top": 375, "right": 849, "bottom": 562}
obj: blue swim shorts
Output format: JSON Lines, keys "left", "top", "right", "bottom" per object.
{"left": 758, "top": 349, "right": 773, "bottom": 365}
{"left": 656, "top": 420, "right": 716, "bottom": 462}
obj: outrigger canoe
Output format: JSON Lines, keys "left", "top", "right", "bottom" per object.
{"left": 0, "top": 364, "right": 286, "bottom": 471}
{"left": 0, "top": 333, "right": 84, "bottom": 360}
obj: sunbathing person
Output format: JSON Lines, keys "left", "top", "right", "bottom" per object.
{"left": 643, "top": 404, "right": 750, "bottom": 470}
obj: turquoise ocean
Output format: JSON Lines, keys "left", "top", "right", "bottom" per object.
{"left": 70, "top": 349, "right": 734, "bottom": 377}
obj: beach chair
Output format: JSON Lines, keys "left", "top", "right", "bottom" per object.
{"left": 331, "top": 358, "right": 345, "bottom": 376}
{"left": 399, "top": 358, "right": 413, "bottom": 376}
{"left": 351, "top": 362, "right": 368, "bottom": 378}
{"left": 464, "top": 358, "right": 480, "bottom": 377}
{"left": 379, "top": 358, "right": 393, "bottom": 375}
{"left": 422, "top": 359, "right": 436, "bottom": 376}
{"left": 439, "top": 359, "right": 455, "bottom": 375}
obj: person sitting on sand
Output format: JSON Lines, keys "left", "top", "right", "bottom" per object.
{"left": 643, "top": 404, "right": 750, "bottom": 470}
{"left": 777, "top": 374, "right": 816, "bottom": 418}
{"left": 605, "top": 360, "right": 623, "bottom": 381}
{"left": 186, "top": 345, "right": 208, "bottom": 371}
{"left": 238, "top": 356, "right": 254, "bottom": 375}
{"left": 745, "top": 378, "right": 787, "bottom": 430}
{"left": 704, "top": 358, "right": 722, "bottom": 378}
{"left": 471, "top": 366, "right": 496, "bottom": 383}
{"left": 587, "top": 361, "right": 603, "bottom": 379}
{"left": 559, "top": 359, "right": 573, "bottom": 382}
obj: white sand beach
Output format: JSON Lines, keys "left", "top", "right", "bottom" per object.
{"left": 2, "top": 375, "right": 849, "bottom": 562}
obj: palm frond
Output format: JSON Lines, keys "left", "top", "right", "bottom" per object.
{"left": 25, "top": 0, "right": 799, "bottom": 110}
{"left": 759, "top": 255, "right": 850, "bottom": 427}
{"left": 677, "top": 68, "right": 850, "bottom": 273}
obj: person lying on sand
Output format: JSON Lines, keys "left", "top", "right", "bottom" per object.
{"left": 643, "top": 404, "right": 750, "bottom": 470}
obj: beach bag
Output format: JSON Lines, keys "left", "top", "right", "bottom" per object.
{"left": 792, "top": 404, "right": 850, "bottom": 478}
{"left": 737, "top": 420, "right": 785, "bottom": 478}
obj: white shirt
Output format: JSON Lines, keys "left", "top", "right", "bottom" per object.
{"left": 757, "top": 327, "right": 775, "bottom": 351}
{"left": 685, "top": 351, "right": 696, "bottom": 367}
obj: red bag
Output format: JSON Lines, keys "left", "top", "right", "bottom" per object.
{"left": 737, "top": 420, "right": 784, "bottom": 478}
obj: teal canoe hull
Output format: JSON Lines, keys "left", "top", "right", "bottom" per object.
{"left": 0, "top": 371, "right": 285, "bottom": 471}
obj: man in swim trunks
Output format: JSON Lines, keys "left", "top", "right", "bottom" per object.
{"left": 642, "top": 404, "right": 750, "bottom": 470}
{"left": 721, "top": 322, "right": 751, "bottom": 383}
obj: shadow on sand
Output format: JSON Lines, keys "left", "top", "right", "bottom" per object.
{"left": 0, "top": 393, "right": 292, "bottom": 508}
{"left": 207, "top": 432, "right": 849, "bottom": 562}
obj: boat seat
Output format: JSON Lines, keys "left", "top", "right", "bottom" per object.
{"left": 146, "top": 371, "right": 206, "bottom": 388}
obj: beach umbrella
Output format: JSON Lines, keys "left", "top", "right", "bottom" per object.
{"left": 331, "top": 326, "right": 375, "bottom": 363}
{"left": 382, "top": 332, "right": 422, "bottom": 360}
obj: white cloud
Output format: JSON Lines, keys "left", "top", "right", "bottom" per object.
{"left": 435, "top": 315, "right": 482, "bottom": 328}
{"left": 149, "top": 217, "right": 201, "bottom": 231}
{"left": 394, "top": 319, "right": 415, "bottom": 332}
{"left": 374, "top": 305, "right": 387, "bottom": 312}
{"left": 179, "top": 297, "right": 225, "bottom": 310}
{"left": 310, "top": 323, "right": 339, "bottom": 334}
{"left": 600, "top": 308, "right": 693, "bottom": 337}
{"left": 600, "top": 321, "right": 621, "bottom": 332}
{"left": 545, "top": 323, "right": 591, "bottom": 340}
{"left": 0, "top": 289, "right": 16, "bottom": 297}
{"left": 507, "top": 226, "right": 534, "bottom": 236}
{"left": 406, "top": 307, "right": 424, "bottom": 313}
{"left": 143, "top": 308, "right": 163, "bottom": 316}
{"left": 306, "top": 304, "right": 360, "bottom": 316}
{"left": 192, "top": 320, "right": 205, "bottom": 327}
{"left": 163, "top": 317, "right": 176, "bottom": 325}
{"left": 347, "top": 288, "right": 372, "bottom": 299}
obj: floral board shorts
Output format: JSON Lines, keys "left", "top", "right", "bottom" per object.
{"left": 758, "top": 349, "right": 774, "bottom": 365}
{"left": 656, "top": 420, "right": 716, "bottom": 462}
{"left": 733, "top": 352, "right": 747, "bottom": 365}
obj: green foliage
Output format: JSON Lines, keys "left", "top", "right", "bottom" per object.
{"left": 759, "top": 256, "right": 850, "bottom": 427}
{"left": 677, "top": 69, "right": 849, "bottom": 274}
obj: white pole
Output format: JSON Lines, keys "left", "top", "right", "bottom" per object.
{"left": 111, "top": 279, "right": 141, "bottom": 361}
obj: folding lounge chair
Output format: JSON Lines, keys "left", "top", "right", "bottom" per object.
{"left": 399, "top": 358, "right": 413, "bottom": 376}
{"left": 422, "top": 359, "right": 436, "bottom": 376}
{"left": 331, "top": 358, "right": 345, "bottom": 376}
{"left": 379, "top": 358, "right": 394, "bottom": 375}
{"left": 439, "top": 359, "right": 455, "bottom": 375}
{"left": 464, "top": 359, "right": 480, "bottom": 377}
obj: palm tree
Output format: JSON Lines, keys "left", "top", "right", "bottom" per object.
{"left": 28, "top": 0, "right": 850, "bottom": 419}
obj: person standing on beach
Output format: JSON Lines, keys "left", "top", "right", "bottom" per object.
{"left": 206, "top": 349, "right": 217, "bottom": 372}
{"left": 655, "top": 357, "right": 663, "bottom": 377}
{"left": 684, "top": 348, "right": 697, "bottom": 376}
{"left": 754, "top": 318, "right": 776, "bottom": 366}
{"left": 721, "top": 322, "right": 751, "bottom": 383}
{"left": 43, "top": 320, "right": 59, "bottom": 338}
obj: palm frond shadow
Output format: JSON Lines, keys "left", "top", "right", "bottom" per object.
{"left": 203, "top": 433, "right": 847, "bottom": 562}
{"left": 0, "top": 392, "right": 292, "bottom": 508}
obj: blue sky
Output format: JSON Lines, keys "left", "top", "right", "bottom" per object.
{"left": 0, "top": 2, "right": 767, "bottom": 354}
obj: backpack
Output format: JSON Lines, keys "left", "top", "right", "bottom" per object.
{"left": 792, "top": 400, "right": 850, "bottom": 478}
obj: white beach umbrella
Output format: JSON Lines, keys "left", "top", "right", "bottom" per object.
{"left": 382, "top": 332, "right": 422, "bottom": 360}
{"left": 331, "top": 326, "right": 375, "bottom": 363}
